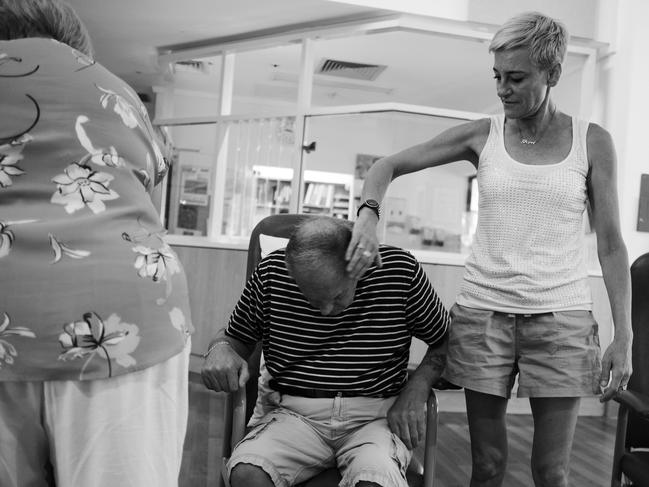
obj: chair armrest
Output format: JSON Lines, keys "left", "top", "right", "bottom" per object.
{"left": 614, "top": 390, "right": 649, "bottom": 419}
{"left": 422, "top": 389, "right": 438, "bottom": 487}
{"left": 230, "top": 387, "right": 248, "bottom": 450}
{"left": 219, "top": 387, "right": 247, "bottom": 487}
{"left": 221, "top": 386, "right": 248, "bottom": 459}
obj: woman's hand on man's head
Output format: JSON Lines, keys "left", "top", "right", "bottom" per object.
{"left": 345, "top": 213, "right": 382, "bottom": 280}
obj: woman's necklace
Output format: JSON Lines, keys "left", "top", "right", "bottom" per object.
{"left": 517, "top": 108, "right": 556, "bottom": 145}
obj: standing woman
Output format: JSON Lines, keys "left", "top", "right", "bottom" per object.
{"left": 346, "top": 12, "right": 632, "bottom": 487}
{"left": 0, "top": 1, "right": 193, "bottom": 486}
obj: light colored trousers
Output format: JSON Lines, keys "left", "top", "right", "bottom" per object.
{"left": 0, "top": 340, "right": 190, "bottom": 487}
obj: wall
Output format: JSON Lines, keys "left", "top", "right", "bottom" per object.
{"left": 466, "top": 0, "right": 598, "bottom": 39}
{"left": 603, "top": 0, "right": 649, "bottom": 262}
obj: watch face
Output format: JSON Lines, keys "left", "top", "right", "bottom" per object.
{"left": 365, "top": 199, "right": 379, "bottom": 208}
{"left": 357, "top": 199, "right": 380, "bottom": 218}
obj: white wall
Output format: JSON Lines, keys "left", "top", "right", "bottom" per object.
{"left": 602, "top": 0, "right": 649, "bottom": 262}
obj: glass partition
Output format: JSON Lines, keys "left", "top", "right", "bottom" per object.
{"left": 302, "top": 110, "right": 477, "bottom": 253}
{"left": 164, "top": 123, "right": 217, "bottom": 236}
{"left": 159, "top": 106, "right": 480, "bottom": 253}
{"left": 162, "top": 115, "right": 297, "bottom": 241}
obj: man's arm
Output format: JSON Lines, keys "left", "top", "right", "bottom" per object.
{"left": 201, "top": 328, "right": 256, "bottom": 393}
{"left": 206, "top": 327, "right": 257, "bottom": 362}
{"left": 387, "top": 255, "right": 451, "bottom": 449}
{"left": 408, "top": 333, "right": 449, "bottom": 393}
{"left": 387, "top": 334, "right": 448, "bottom": 450}
{"left": 202, "top": 269, "right": 265, "bottom": 393}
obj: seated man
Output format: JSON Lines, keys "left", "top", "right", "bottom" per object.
{"left": 201, "top": 216, "right": 450, "bottom": 487}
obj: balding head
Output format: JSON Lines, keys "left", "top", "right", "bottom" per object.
{"left": 285, "top": 216, "right": 356, "bottom": 316}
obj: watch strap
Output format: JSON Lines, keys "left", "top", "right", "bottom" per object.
{"left": 357, "top": 201, "right": 380, "bottom": 219}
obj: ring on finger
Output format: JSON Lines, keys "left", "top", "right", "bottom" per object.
{"left": 362, "top": 250, "right": 372, "bottom": 258}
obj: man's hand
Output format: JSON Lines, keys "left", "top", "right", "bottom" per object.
{"left": 201, "top": 342, "right": 250, "bottom": 393}
{"left": 387, "top": 380, "right": 429, "bottom": 450}
{"left": 599, "top": 334, "right": 632, "bottom": 402}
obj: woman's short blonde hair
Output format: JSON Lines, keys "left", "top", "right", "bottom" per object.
{"left": 0, "top": 0, "right": 93, "bottom": 56}
{"left": 489, "top": 12, "right": 568, "bottom": 71}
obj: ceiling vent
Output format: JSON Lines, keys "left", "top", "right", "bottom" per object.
{"left": 316, "top": 59, "right": 386, "bottom": 81}
{"left": 173, "top": 59, "right": 208, "bottom": 74}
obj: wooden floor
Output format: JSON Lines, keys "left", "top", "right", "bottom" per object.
{"left": 180, "top": 375, "right": 618, "bottom": 487}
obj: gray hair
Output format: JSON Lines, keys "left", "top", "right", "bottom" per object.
{"left": 0, "top": 0, "right": 93, "bottom": 56}
{"left": 285, "top": 217, "right": 353, "bottom": 279}
{"left": 489, "top": 12, "right": 568, "bottom": 71}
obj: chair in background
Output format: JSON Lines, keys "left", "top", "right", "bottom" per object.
{"left": 611, "top": 252, "right": 649, "bottom": 487}
{"left": 219, "top": 213, "right": 440, "bottom": 487}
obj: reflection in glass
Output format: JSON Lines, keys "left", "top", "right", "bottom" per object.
{"left": 302, "top": 111, "right": 476, "bottom": 253}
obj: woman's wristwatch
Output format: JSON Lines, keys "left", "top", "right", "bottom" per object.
{"left": 357, "top": 199, "right": 380, "bottom": 219}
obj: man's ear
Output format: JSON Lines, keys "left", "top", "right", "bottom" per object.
{"left": 548, "top": 63, "right": 562, "bottom": 87}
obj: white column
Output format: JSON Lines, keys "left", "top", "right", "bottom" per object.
{"left": 290, "top": 38, "right": 315, "bottom": 213}
{"left": 208, "top": 52, "right": 236, "bottom": 238}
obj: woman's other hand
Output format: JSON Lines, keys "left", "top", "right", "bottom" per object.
{"left": 599, "top": 334, "right": 633, "bottom": 402}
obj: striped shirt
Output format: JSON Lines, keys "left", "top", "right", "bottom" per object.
{"left": 225, "top": 246, "right": 449, "bottom": 397}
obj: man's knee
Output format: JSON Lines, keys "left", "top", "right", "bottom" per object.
{"left": 230, "top": 463, "right": 275, "bottom": 487}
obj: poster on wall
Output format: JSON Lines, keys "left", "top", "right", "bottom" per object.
{"left": 180, "top": 166, "right": 210, "bottom": 206}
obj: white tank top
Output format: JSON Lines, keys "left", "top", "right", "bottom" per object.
{"left": 457, "top": 114, "right": 592, "bottom": 313}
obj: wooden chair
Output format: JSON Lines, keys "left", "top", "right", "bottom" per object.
{"left": 611, "top": 252, "right": 649, "bottom": 487}
{"left": 219, "top": 213, "right": 441, "bottom": 487}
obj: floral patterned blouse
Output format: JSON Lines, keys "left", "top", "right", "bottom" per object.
{"left": 0, "top": 38, "right": 193, "bottom": 381}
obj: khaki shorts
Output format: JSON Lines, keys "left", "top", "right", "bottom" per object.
{"left": 227, "top": 394, "right": 410, "bottom": 487}
{"left": 444, "top": 304, "right": 602, "bottom": 398}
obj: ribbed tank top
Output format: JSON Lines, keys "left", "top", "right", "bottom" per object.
{"left": 456, "top": 114, "right": 593, "bottom": 313}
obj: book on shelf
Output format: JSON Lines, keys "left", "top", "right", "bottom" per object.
{"left": 274, "top": 183, "right": 291, "bottom": 205}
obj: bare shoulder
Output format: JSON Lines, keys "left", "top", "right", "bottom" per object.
{"left": 586, "top": 122, "right": 617, "bottom": 175}
{"left": 442, "top": 117, "right": 491, "bottom": 152}
{"left": 586, "top": 122, "right": 616, "bottom": 169}
{"left": 466, "top": 117, "right": 492, "bottom": 156}
{"left": 456, "top": 117, "right": 491, "bottom": 139}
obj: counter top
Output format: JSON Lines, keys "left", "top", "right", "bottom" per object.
{"left": 166, "top": 234, "right": 603, "bottom": 276}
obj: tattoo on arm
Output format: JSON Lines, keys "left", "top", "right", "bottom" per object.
{"left": 421, "top": 349, "right": 446, "bottom": 372}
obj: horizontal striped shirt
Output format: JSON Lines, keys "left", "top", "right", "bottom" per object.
{"left": 225, "top": 246, "right": 449, "bottom": 397}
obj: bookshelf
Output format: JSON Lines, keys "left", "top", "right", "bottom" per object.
{"left": 252, "top": 166, "right": 293, "bottom": 220}
{"left": 302, "top": 170, "right": 354, "bottom": 219}
{"left": 252, "top": 166, "right": 354, "bottom": 220}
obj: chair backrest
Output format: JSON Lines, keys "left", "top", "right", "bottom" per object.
{"left": 243, "top": 213, "right": 312, "bottom": 422}
{"left": 246, "top": 213, "right": 312, "bottom": 279}
{"left": 627, "top": 252, "right": 649, "bottom": 448}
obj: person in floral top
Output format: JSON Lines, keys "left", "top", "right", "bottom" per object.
{"left": 0, "top": 1, "right": 194, "bottom": 486}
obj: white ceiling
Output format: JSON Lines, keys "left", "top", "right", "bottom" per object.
{"left": 65, "top": 0, "right": 389, "bottom": 92}
{"left": 65, "top": 0, "right": 597, "bottom": 115}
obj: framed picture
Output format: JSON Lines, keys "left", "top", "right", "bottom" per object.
{"left": 355, "top": 153, "right": 382, "bottom": 180}
{"left": 179, "top": 166, "right": 210, "bottom": 206}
